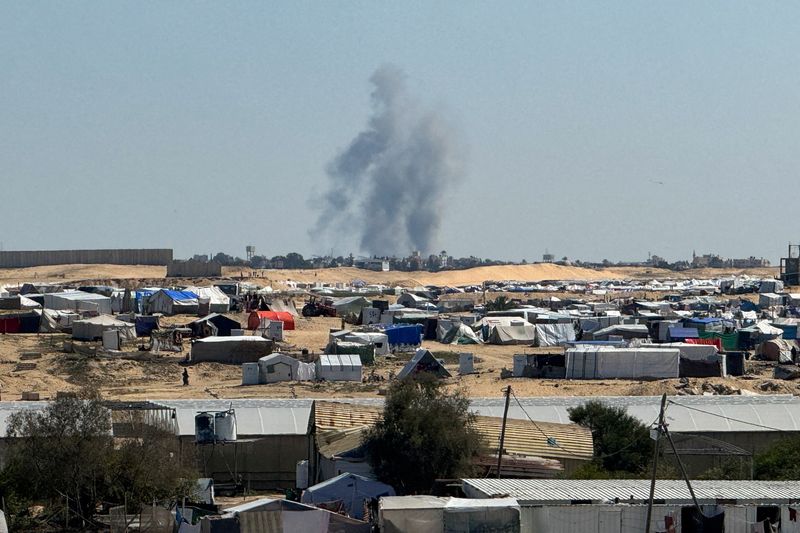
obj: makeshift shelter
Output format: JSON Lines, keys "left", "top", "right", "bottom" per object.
{"left": 487, "top": 322, "right": 536, "bottom": 345}
{"left": 327, "top": 341, "right": 376, "bottom": 365}
{"left": 72, "top": 315, "right": 136, "bottom": 342}
{"left": 382, "top": 324, "right": 423, "bottom": 350}
{"left": 396, "top": 293, "right": 430, "bottom": 309}
{"left": 267, "top": 298, "right": 299, "bottom": 317}
{"left": 397, "top": 349, "right": 451, "bottom": 379}
{"left": 332, "top": 296, "right": 371, "bottom": 318}
{"left": 147, "top": 290, "right": 199, "bottom": 315}
{"left": 316, "top": 354, "right": 363, "bottom": 382}
{"left": 342, "top": 332, "right": 389, "bottom": 356}
{"left": 134, "top": 315, "right": 160, "bottom": 337}
{"left": 0, "top": 296, "right": 40, "bottom": 310}
{"left": 441, "top": 323, "right": 483, "bottom": 345}
{"left": 0, "top": 311, "right": 41, "bottom": 333}
{"left": 191, "top": 336, "right": 271, "bottom": 364}
{"left": 44, "top": 291, "right": 112, "bottom": 314}
{"left": 591, "top": 323, "right": 650, "bottom": 341}
{"left": 257, "top": 353, "right": 315, "bottom": 383}
{"left": 248, "top": 310, "right": 295, "bottom": 331}
{"left": 184, "top": 286, "right": 231, "bottom": 313}
{"left": 187, "top": 314, "right": 241, "bottom": 337}
{"left": 758, "top": 339, "right": 798, "bottom": 364}
{"left": 301, "top": 473, "right": 394, "bottom": 520}
{"left": 565, "top": 346, "right": 680, "bottom": 379}
{"left": 759, "top": 292, "right": 783, "bottom": 308}
{"left": 534, "top": 323, "right": 576, "bottom": 347}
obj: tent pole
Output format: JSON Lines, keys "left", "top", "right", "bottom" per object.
{"left": 495, "top": 386, "right": 511, "bottom": 478}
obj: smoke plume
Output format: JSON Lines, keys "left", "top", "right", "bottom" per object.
{"left": 314, "top": 65, "right": 463, "bottom": 257}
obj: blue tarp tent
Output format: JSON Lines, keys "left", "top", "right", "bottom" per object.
{"left": 300, "top": 473, "right": 394, "bottom": 520}
{"left": 668, "top": 327, "right": 699, "bottom": 341}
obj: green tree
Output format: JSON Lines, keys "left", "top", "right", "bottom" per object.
{"left": 485, "top": 296, "right": 514, "bottom": 312}
{"left": 568, "top": 400, "right": 653, "bottom": 475}
{"left": 754, "top": 436, "right": 800, "bottom": 480}
{"left": 2, "top": 392, "right": 199, "bottom": 529}
{"left": 362, "top": 375, "right": 484, "bottom": 494}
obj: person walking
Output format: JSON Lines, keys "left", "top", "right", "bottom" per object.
{"left": 182, "top": 368, "right": 189, "bottom": 386}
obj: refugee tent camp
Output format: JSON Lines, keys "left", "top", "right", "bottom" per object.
{"left": 147, "top": 289, "right": 199, "bottom": 315}
{"left": 72, "top": 315, "right": 136, "bottom": 342}
{"left": 44, "top": 291, "right": 113, "bottom": 314}
{"left": 487, "top": 321, "right": 536, "bottom": 345}
{"left": 440, "top": 323, "right": 483, "bottom": 345}
{"left": 191, "top": 336, "right": 271, "bottom": 364}
{"left": 301, "top": 473, "right": 394, "bottom": 520}
{"left": 247, "top": 310, "right": 295, "bottom": 331}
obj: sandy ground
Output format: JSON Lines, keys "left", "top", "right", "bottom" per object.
{"left": 0, "top": 313, "right": 794, "bottom": 402}
{"left": 0, "top": 263, "right": 780, "bottom": 288}
{"left": 0, "top": 262, "right": 788, "bottom": 402}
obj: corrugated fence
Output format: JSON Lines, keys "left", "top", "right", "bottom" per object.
{"left": 0, "top": 248, "right": 173, "bottom": 267}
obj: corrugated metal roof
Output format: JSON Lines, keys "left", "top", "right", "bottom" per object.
{"left": 462, "top": 479, "right": 800, "bottom": 504}
{"left": 152, "top": 399, "right": 312, "bottom": 436}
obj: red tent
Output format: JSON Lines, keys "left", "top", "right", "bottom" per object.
{"left": 248, "top": 310, "right": 295, "bottom": 331}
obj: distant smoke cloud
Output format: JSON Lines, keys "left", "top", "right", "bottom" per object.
{"left": 313, "top": 65, "right": 463, "bottom": 257}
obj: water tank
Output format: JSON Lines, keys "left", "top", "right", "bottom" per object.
{"left": 296, "top": 460, "right": 309, "bottom": 489}
{"left": 214, "top": 411, "right": 237, "bottom": 442}
{"left": 459, "top": 353, "right": 474, "bottom": 375}
{"left": 195, "top": 412, "right": 215, "bottom": 444}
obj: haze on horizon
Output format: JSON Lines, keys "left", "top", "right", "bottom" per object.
{"left": 2, "top": 2, "right": 798, "bottom": 264}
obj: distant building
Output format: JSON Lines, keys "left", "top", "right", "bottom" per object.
{"left": 692, "top": 251, "right": 770, "bottom": 269}
{"left": 354, "top": 258, "right": 390, "bottom": 272}
{"left": 542, "top": 253, "right": 555, "bottom": 263}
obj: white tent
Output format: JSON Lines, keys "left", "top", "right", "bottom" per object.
{"left": 316, "top": 353, "right": 363, "bottom": 382}
{"left": 535, "top": 323, "right": 576, "bottom": 347}
{"left": 184, "top": 286, "right": 230, "bottom": 313}
{"left": 147, "top": 290, "right": 199, "bottom": 315}
{"left": 44, "top": 291, "right": 112, "bottom": 315}
{"left": 487, "top": 322, "right": 536, "bottom": 345}
{"left": 258, "top": 353, "right": 302, "bottom": 383}
{"left": 72, "top": 315, "right": 136, "bottom": 342}
{"left": 343, "top": 331, "right": 390, "bottom": 355}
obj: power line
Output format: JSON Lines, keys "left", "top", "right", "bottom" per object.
{"left": 510, "top": 391, "right": 658, "bottom": 461}
{"left": 667, "top": 400, "right": 792, "bottom": 434}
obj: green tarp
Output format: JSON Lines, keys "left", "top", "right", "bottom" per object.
{"left": 699, "top": 330, "right": 739, "bottom": 351}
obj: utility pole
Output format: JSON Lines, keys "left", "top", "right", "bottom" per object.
{"left": 645, "top": 393, "right": 668, "bottom": 533}
{"left": 495, "top": 386, "right": 512, "bottom": 478}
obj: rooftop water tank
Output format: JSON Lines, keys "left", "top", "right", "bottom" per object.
{"left": 214, "top": 410, "right": 237, "bottom": 442}
{"left": 195, "top": 412, "right": 215, "bottom": 444}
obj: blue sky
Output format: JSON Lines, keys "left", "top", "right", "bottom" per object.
{"left": 2, "top": 2, "right": 798, "bottom": 262}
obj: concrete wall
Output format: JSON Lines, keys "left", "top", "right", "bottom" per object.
{"left": 166, "top": 259, "right": 222, "bottom": 277}
{"left": 0, "top": 249, "right": 173, "bottom": 268}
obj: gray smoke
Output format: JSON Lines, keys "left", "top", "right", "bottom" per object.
{"left": 314, "top": 65, "right": 463, "bottom": 257}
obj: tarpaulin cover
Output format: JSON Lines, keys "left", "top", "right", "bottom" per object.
{"left": 685, "top": 338, "right": 723, "bottom": 352}
{"left": 535, "top": 323, "right": 576, "bottom": 347}
{"left": 668, "top": 327, "right": 699, "bottom": 340}
{"left": 565, "top": 347, "right": 680, "bottom": 379}
{"left": 699, "top": 331, "right": 739, "bottom": 351}
{"left": 301, "top": 473, "right": 394, "bottom": 520}
{"left": 248, "top": 311, "right": 295, "bottom": 330}
{"left": 487, "top": 324, "right": 536, "bottom": 345}
{"left": 383, "top": 324, "right": 423, "bottom": 347}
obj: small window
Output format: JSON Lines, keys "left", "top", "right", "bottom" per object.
{"left": 267, "top": 366, "right": 275, "bottom": 373}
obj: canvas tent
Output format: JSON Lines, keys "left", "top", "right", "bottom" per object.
{"left": 316, "top": 354, "right": 363, "bottom": 382}
{"left": 187, "top": 314, "right": 241, "bottom": 337}
{"left": 301, "top": 473, "right": 394, "bottom": 520}
{"left": 248, "top": 310, "right": 295, "bottom": 331}
{"left": 487, "top": 322, "right": 536, "bottom": 345}
{"left": 396, "top": 293, "right": 431, "bottom": 309}
{"left": 440, "top": 323, "right": 482, "bottom": 345}
{"left": 184, "top": 286, "right": 230, "bottom": 313}
{"left": 257, "top": 353, "right": 316, "bottom": 383}
{"left": 332, "top": 297, "right": 371, "bottom": 318}
{"left": 397, "top": 349, "right": 451, "bottom": 379}
{"left": 72, "top": 315, "right": 136, "bottom": 342}
{"left": 44, "top": 291, "right": 112, "bottom": 314}
{"left": 565, "top": 346, "right": 680, "bottom": 379}
{"left": 147, "top": 290, "right": 199, "bottom": 315}
{"left": 191, "top": 336, "right": 271, "bottom": 364}
{"left": 534, "top": 323, "right": 576, "bottom": 347}
{"left": 591, "top": 323, "right": 650, "bottom": 341}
